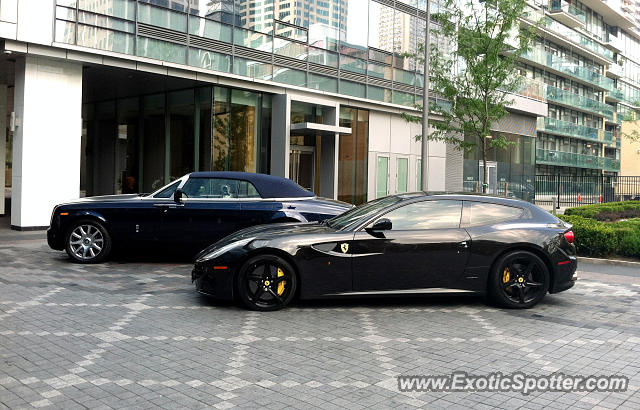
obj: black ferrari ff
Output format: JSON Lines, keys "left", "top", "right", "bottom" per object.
{"left": 193, "top": 193, "right": 577, "bottom": 310}
{"left": 47, "top": 172, "right": 351, "bottom": 263}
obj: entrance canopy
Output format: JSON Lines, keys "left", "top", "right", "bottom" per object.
{"left": 289, "top": 122, "right": 352, "bottom": 136}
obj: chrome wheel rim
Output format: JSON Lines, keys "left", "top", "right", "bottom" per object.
{"left": 69, "top": 225, "right": 104, "bottom": 260}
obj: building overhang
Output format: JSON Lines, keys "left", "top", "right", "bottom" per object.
{"left": 586, "top": 0, "right": 636, "bottom": 29}
{"left": 290, "top": 122, "right": 352, "bottom": 136}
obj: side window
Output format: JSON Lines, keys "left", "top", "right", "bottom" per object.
{"left": 154, "top": 180, "right": 181, "bottom": 198}
{"left": 180, "top": 178, "right": 261, "bottom": 199}
{"left": 378, "top": 200, "right": 462, "bottom": 230}
{"left": 466, "top": 202, "right": 524, "bottom": 227}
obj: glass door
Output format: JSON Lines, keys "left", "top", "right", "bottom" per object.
{"left": 376, "top": 156, "right": 389, "bottom": 198}
{"left": 478, "top": 161, "right": 498, "bottom": 194}
{"left": 397, "top": 157, "right": 408, "bottom": 193}
{"left": 289, "top": 145, "right": 315, "bottom": 192}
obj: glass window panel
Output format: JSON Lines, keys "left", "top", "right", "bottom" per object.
{"left": 138, "top": 3, "right": 187, "bottom": 32}
{"left": 78, "top": 10, "right": 135, "bottom": 33}
{"left": 367, "top": 62, "right": 392, "bottom": 80}
{"left": 78, "top": 0, "right": 136, "bottom": 20}
{"left": 396, "top": 0, "right": 418, "bottom": 8}
{"left": 276, "top": 22, "right": 308, "bottom": 42}
{"left": 340, "top": 80, "right": 366, "bottom": 98}
{"left": 182, "top": 178, "right": 260, "bottom": 198}
{"left": 273, "top": 66, "right": 306, "bottom": 87}
{"left": 392, "top": 9, "right": 419, "bottom": 72}
{"left": 142, "top": 93, "right": 166, "bottom": 192}
{"left": 341, "top": 0, "right": 368, "bottom": 59}
{"left": 77, "top": 24, "right": 135, "bottom": 54}
{"left": 56, "top": 6, "right": 76, "bottom": 21}
{"left": 136, "top": 37, "right": 186, "bottom": 63}
{"left": 55, "top": 20, "right": 76, "bottom": 44}
{"left": 392, "top": 90, "right": 414, "bottom": 106}
{"left": 368, "top": 1, "right": 395, "bottom": 53}
{"left": 188, "top": 15, "right": 232, "bottom": 42}
{"left": 394, "top": 68, "right": 416, "bottom": 85}
{"left": 188, "top": 48, "right": 231, "bottom": 72}
{"left": 338, "top": 107, "right": 369, "bottom": 205}
{"left": 368, "top": 85, "right": 391, "bottom": 102}
{"left": 274, "top": 38, "right": 308, "bottom": 59}
{"left": 376, "top": 156, "right": 389, "bottom": 198}
{"left": 308, "top": 73, "right": 338, "bottom": 93}
{"left": 233, "top": 57, "right": 273, "bottom": 80}
{"left": 235, "top": 0, "right": 272, "bottom": 34}
{"left": 307, "top": 47, "right": 338, "bottom": 67}
{"left": 397, "top": 157, "right": 408, "bottom": 193}
{"left": 229, "top": 90, "right": 259, "bottom": 172}
{"left": 197, "top": 87, "right": 213, "bottom": 172}
{"left": 340, "top": 55, "right": 366, "bottom": 74}
{"left": 169, "top": 89, "right": 195, "bottom": 180}
{"left": 57, "top": 0, "right": 78, "bottom": 6}
{"left": 234, "top": 27, "right": 273, "bottom": 52}
{"left": 467, "top": 202, "right": 524, "bottom": 227}
{"left": 381, "top": 200, "right": 462, "bottom": 230}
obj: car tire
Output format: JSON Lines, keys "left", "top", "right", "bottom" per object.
{"left": 237, "top": 254, "right": 297, "bottom": 311}
{"left": 488, "top": 250, "right": 549, "bottom": 309}
{"left": 65, "top": 219, "right": 112, "bottom": 264}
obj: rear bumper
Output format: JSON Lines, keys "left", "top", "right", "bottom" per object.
{"left": 551, "top": 256, "right": 577, "bottom": 294}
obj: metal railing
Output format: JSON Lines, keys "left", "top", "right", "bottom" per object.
{"left": 535, "top": 175, "right": 640, "bottom": 208}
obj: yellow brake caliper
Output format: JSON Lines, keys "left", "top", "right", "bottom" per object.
{"left": 277, "top": 267, "right": 286, "bottom": 296}
{"left": 502, "top": 267, "right": 510, "bottom": 283}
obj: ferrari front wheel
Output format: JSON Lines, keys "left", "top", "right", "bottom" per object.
{"left": 237, "top": 255, "right": 297, "bottom": 311}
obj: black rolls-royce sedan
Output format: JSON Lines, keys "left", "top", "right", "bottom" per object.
{"left": 193, "top": 193, "right": 577, "bottom": 311}
{"left": 47, "top": 172, "right": 352, "bottom": 263}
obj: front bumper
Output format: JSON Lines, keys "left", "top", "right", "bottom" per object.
{"left": 47, "top": 228, "right": 64, "bottom": 250}
{"left": 192, "top": 261, "right": 235, "bottom": 300}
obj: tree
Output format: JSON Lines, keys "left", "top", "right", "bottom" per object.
{"left": 620, "top": 103, "right": 640, "bottom": 143}
{"left": 402, "top": 0, "right": 536, "bottom": 193}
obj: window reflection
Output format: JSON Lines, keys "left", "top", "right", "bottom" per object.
{"left": 382, "top": 200, "right": 462, "bottom": 230}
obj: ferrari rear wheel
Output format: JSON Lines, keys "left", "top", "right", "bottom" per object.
{"left": 237, "top": 255, "right": 297, "bottom": 311}
{"left": 65, "top": 219, "right": 112, "bottom": 264}
{"left": 489, "top": 251, "right": 549, "bottom": 309}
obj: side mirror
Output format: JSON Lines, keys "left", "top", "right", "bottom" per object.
{"left": 365, "top": 218, "right": 392, "bottom": 238}
{"left": 173, "top": 188, "right": 183, "bottom": 203}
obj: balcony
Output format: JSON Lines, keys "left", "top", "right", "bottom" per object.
{"left": 537, "top": 117, "right": 601, "bottom": 141}
{"left": 546, "top": 85, "right": 615, "bottom": 118}
{"left": 548, "top": 1, "right": 586, "bottom": 29}
{"left": 603, "top": 32, "right": 624, "bottom": 52}
{"left": 521, "top": 48, "right": 613, "bottom": 90}
{"left": 605, "top": 87, "right": 625, "bottom": 101}
{"left": 606, "top": 62, "right": 623, "bottom": 78}
{"left": 590, "top": 0, "right": 636, "bottom": 29}
{"left": 536, "top": 149, "right": 620, "bottom": 171}
{"left": 523, "top": 9, "right": 615, "bottom": 62}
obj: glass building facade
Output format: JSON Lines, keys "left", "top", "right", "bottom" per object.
{"left": 54, "top": 0, "right": 442, "bottom": 108}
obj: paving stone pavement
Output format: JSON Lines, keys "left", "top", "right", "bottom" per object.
{"left": 1, "top": 230, "right": 639, "bottom": 409}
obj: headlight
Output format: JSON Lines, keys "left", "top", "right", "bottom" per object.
{"left": 196, "top": 238, "right": 253, "bottom": 262}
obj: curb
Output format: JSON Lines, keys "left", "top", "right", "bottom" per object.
{"left": 578, "top": 257, "right": 640, "bottom": 268}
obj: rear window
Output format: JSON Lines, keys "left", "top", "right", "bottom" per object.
{"left": 181, "top": 178, "right": 261, "bottom": 199}
{"left": 466, "top": 202, "right": 524, "bottom": 227}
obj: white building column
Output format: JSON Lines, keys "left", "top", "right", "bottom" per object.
{"left": 11, "top": 56, "right": 82, "bottom": 229}
{"left": 0, "top": 84, "right": 6, "bottom": 215}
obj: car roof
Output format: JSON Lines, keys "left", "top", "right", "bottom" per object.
{"left": 187, "top": 171, "right": 315, "bottom": 199}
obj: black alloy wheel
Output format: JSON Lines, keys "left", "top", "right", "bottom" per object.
{"left": 237, "top": 255, "right": 297, "bottom": 311}
{"left": 65, "top": 219, "right": 112, "bottom": 263}
{"left": 489, "top": 251, "right": 549, "bottom": 309}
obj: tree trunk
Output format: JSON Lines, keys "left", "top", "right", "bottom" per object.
{"left": 482, "top": 137, "right": 488, "bottom": 194}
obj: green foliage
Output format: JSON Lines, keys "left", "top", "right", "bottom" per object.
{"left": 402, "top": 0, "right": 536, "bottom": 192}
{"left": 558, "top": 212, "right": 640, "bottom": 258}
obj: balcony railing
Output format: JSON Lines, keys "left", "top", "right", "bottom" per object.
{"left": 545, "top": 85, "right": 614, "bottom": 118}
{"left": 549, "top": 1, "right": 587, "bottom": 26}
{"left": 536, "top": 148, "right": 620, "bottom": 171}
{"left": 607, "top": 62, "right": 624, "bottom": 77}
{"left": 521, "top": 48, "right": 614, "bottom": 89}
{"left": 537, "top": 117, "right": 599, "bottom": 140}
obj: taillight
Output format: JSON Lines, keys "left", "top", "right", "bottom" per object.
{"left": 563, "top": 230, "right": 574, "bottom": 244}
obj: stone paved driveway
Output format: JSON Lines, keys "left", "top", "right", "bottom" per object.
{"left": 1, "top": 230, "right": 639, "bottom": 409}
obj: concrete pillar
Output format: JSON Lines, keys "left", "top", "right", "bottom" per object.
{"left": 0, "top": 84, "right": 6, "bottom": 215}
{"left": 270, "top": 94, "right": 290, "bottom": 178}
{"left": 11, "top": 56, "right": 82, "bottom": 229}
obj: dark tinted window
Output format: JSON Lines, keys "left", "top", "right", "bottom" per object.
{"left": 327, "top": 195, "right": 403, "bottom": 230}
{"left": 181, "top": 178, "right": 261, "bottom": 199}
{"left": 467, "top": 202, "right": 524, "bottom": 226}
{"left": 154, "top": 180, "right": 180, "bottom": 198}
{"left": 379, "top": 200, "right": 462, "bottom": 230}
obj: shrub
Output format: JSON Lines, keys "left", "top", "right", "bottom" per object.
{"left": 565, "top": 201, "right": 640, "bottom": 221}
{"left": 619, "top": 233, "right": 640, "bottom": 258}
{"left": 559, "top": 215, "right": 617, "bottom": 257}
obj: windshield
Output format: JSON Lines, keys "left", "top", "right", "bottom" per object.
{"left": 326, "top": 196, "right": 403, "bottom": 230}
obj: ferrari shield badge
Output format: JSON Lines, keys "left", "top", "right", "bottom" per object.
{"left": 340, "top": 243, "right": 349, "bottom": 253}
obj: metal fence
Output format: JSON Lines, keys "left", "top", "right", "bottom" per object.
{"left": 535, "top": 175, "right": 640, "bottom": 208}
